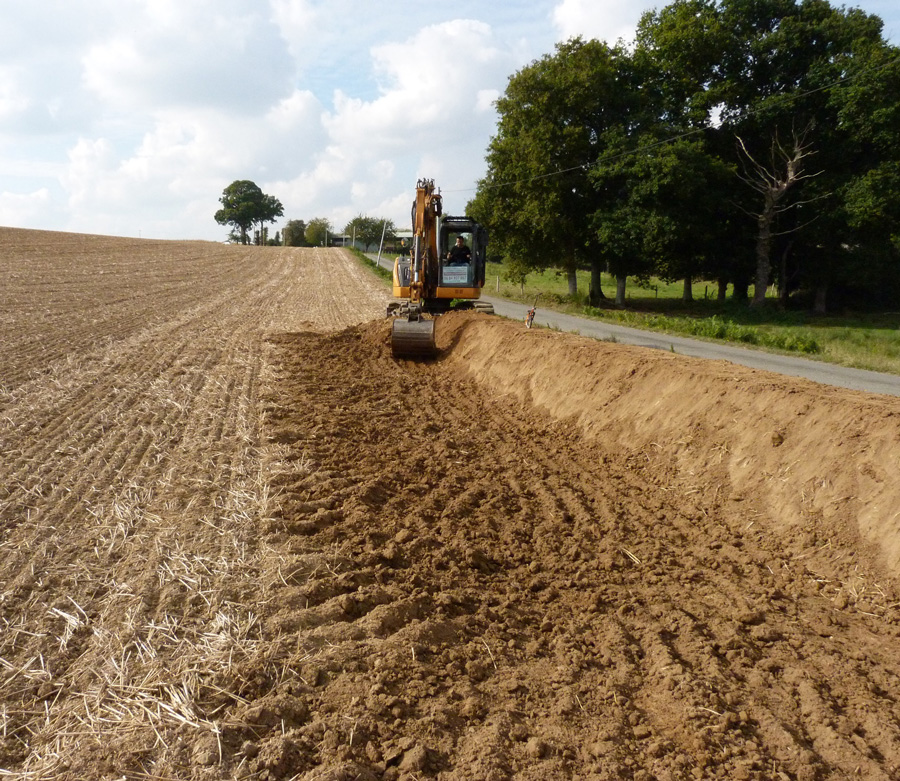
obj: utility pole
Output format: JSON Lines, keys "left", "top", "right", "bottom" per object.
{"left": 376, "top": 221, "right": 387, "bottom": 267}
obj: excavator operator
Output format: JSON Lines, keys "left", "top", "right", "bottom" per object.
{"left": 447, "top": 235, "right": 472, "bottom": 265}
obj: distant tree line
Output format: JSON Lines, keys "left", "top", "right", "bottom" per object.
{"left": 469, "top": 0, "right": 900, "bottom": 312}
{"left": 214, "top": 182, "right": 398, "bottom": 252}
{"left": 282, "top": 215, "right": 398, "bottom": 249}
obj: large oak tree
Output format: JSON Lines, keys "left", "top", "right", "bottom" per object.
{"left": 637, "top": 0, "right": 900, "bottom": 308}
{"left": 214, "top": 180, "right": 284, "bottom": 245}
{"left": 476, "top": 38, "right": 640, "bottom": 304}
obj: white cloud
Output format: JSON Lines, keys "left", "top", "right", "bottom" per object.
{"left": 266, "top": 89, "right": 321, "bottom": 134}
{"left": 269, "top": 18, "right": 521, "bottom": 229}
{"left": 0, "top": 66, "right": 29, "bottom": 121}
{"left": 552, "top": 0, "right": 645, "bottom": 45}
{"left": 0, "top": 2, "right": 569, "bottom": 238}
{"left": 269, "top": 0, "right": 319, "bottom": 61}
{"left": 51, "top": 82, "right": 329, "bottom": 237}
{"left": 2, "top": 0, "right": 893, "bottom": 241}
{"left": 476, "top": 89, "right": 500, "bottom": 113}
{"left": 0, "top": 189, "right": 51, "bottom": 227}
{"left": 62, "top": 138, "right": 119, "bottom": 209}
{"left": 30, "top": 10, "right": 530, "bottom": 238}
{"left": 81, "top": 1, "right": 293, "bottom": 113}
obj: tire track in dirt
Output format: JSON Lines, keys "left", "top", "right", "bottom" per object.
{"left": 461, "top": 326, "right": 900, "bottom": 780}
{"left": 0, "top": 232, "right": 249, "bottom": 393}
{"left": 0, "top": 245, "right": 335, "bottom": 533}
{"left": 4, "top": 229, "right": 900, "bottom": 779}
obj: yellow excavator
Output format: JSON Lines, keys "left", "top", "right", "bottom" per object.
{"left": 388, "top": 178, "right": 492, "bottom": 358}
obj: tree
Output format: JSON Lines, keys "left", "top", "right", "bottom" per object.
{"left": 635, "top": 0, "right": 900, "bottom": 310}
{"left": 305, "top": 217, "right": 332, "bottom": 247}
{"left": 634, "top": 0, "right": 756, "bottom": 299}
{"left": 214, "top": 180, "right": 284, "bottom": 244}
{"left": 477, "top": 38, "right": 640, "bottom": 303}
{"left": 735, "top": 128, "right": 822, "bottom": 305}
{"left": 282, "top": 219, "right": 307, "bottom": 247}
{"left": 476, "top": 0, "right": 900, "bottom": 312}
{"left": 344, "top": 215, "right": 396, "bottom": 252}
{"left": 806, "top": 39, "right": 900, "bottom": 310}
{"left": 634, "top": 0, "right": 728, "bottom": 128}
{"left": 715, "top": 0, "right": 893, "bottom": 309}
{"left": 591, "top": 128, "right": 737, "bottom": 305}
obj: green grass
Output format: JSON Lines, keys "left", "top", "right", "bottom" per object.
{"left": 484, "top": 261, "right": 900, "bottom": 376}
{"left": 350, "top": 247, "right": 393, "bottom": 282}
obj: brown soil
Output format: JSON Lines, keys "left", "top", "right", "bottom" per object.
{"left": 2, "top": 227, "right": 900, "bottom": 780}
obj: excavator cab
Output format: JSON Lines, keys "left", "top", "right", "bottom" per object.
{"left": 393, "top": 223, "right": 488, "bottom": 296}
{"left": 389, "top": 180, "right": 491, "bottom": 359}
{"left": 438, "top": 220, "right": 488, "bottom": 292}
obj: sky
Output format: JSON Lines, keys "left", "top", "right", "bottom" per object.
{"left": 1, "top": 0, "right": 898, "bottom": 242}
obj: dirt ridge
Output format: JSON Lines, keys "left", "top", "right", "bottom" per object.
{"left": 443, "top": 314, "right": 900, "bottom": 575}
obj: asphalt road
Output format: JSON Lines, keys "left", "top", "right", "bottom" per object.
{"left": 365, "top": 253, "right": 900, "bottom": 397}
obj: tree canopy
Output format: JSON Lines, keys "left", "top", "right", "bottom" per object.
{"left": 344, "top": 215, "right": 396, "bottom": 252}
{"left": 282, "top": 219, "right": 307, "bottom": 247}
{"left": 473, "top": 0, "right": 900, "bottom": 311}
{"left": 304, "top": 217, "right": 333, "bottom": 247}
{"left": 214, "top": 180, "right": 284, "bottom": 245}
{"left": 476, "top": 38, "right": 638, "bottom": 302}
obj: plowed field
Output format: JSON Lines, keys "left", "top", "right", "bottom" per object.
{"left": 2, "top": 228, "right": 900, "bottom": 781}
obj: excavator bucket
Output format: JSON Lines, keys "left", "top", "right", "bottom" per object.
{"left": 391, "top": 317, "right": 436, "bottom": 359}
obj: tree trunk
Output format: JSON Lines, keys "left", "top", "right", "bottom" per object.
{"left": 682, "top": 276, "right": 693, "bottom": 303}
{"left": 717, "top": 277, "right": 728, "bottom": 302}
{"left": 615, "top": 275, "right": 627, "bottom": 307}
{"left": 752, "top": 196, "right": 776, "bottom": 306}
{"left": 814, "top": 284, "right": 827, "bottom": 315}
{"left": 567, "top": 267, "right": 577, "bottom": 297}
{"left": 589, "top": 259, "right": 605, "bottom": 306}
{"left": 737, "top": 130, "right": 817, "bottom": 306}
{"left": 732, "top": 273, "right": 750, "bottom": 302}
{"left": 777, "top": 241, "right": 793, "bottom": 308}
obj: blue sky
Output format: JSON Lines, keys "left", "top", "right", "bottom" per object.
{"left": 1, "top": 0, "right": 898, "bottom": 241}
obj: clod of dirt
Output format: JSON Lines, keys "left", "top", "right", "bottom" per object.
{"left": 191, "top": 737, "right": 219, "bottom": 767}
{"left": 398, "top": 744, "right": 430, "bottom": 772}
{"left": 525, "top": 737, "right": 550, "bottom": 759}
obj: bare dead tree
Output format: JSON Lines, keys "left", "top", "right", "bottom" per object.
{"left": 736, "top": 126, "right": 823, "bottom": 306}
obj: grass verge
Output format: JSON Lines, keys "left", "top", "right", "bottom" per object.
{"left": 485, "top": 263, "right": 900, "bottom": 376}
{"left": 348, "top": 247, "right": 392, "bottom": 283}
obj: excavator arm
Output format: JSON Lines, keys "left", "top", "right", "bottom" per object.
{"left": 390, "top": 179, "right": 441, "bottom": 358}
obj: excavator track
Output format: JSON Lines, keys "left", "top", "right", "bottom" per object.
{"left": 391, "top": 317, "right": 436, "bottom": 359}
